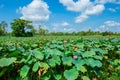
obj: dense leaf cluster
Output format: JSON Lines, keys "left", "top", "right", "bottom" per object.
{"left": 0, "top": 37, "right": 120, "bottom": 80}
{"left": 11, "top": 19, "right": 33, "bottom": 37}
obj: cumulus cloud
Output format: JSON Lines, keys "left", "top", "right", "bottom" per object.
{"left": 75, "top": 4, "right": 104, "bottom": 23}
{"left": 108, "top": 8, "right": 116, "bottom": 12}
{"left": 95, "top": 0, "right": 120, "bottom": 4}
{"left": 81, "top": 26, "right": 92, "bottom": 31}
{"left": 98, "top": 25, "right": 109, "bottom": 31}
{"left": 75, "top": 14, "right": 88, "bottom": 23}
{"left": 52, "top": 22, "right": 75, "bottom": 32}
{"left": 95, "top": 20, "right": 120, "bottom": 32}
{"left": 53, "top": 27, "right": 76, "bottom": 32}
{"left": 104, "top": 21, "right": 120, "bottom": 27}
{"left": 84, "top": 4, "right": 105, "bottom": 15}
{"left": 59, "top": 0, "right": 120, "bottom": 23}
{"left": 62, "top": 22, "right": 69, "bottom": 26}
{"left": 17, "top": 0, "right": 50, "bottom": 22}
{"left": 63, "top": 28, "right": 76, "bottom": 32}
{"left": 59, "top": 0, "right": 105, "bottom": 23}
{"left": 52, "top": 22, "right": 69, "bottom": 27}
{"left": 59, "top": 0, "right": 91, "bottom": 12}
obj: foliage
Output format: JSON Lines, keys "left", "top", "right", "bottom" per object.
{"left": 0, "top": 57, "right": 16, "bottom": 67}
{"left": 11, "top": 19, "right": 33, "bottom": 37}
{"left": 0, "top": 21, "right": 8, "bottom": 36}
{"left": 0, "top": 19, "right": 120, "bottom": 36}
{"left": 64, "top": 67, "right": 79, "bottom": 80}
{"left": 38, "top": 25, "right": 49, "bottom": 35}
{"left": 0, "top": 37, "right": 120, "bottom": 80}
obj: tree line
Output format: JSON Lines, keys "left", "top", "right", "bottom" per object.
{"left": 0, "top": 19, "right": 120, "bottom": 37}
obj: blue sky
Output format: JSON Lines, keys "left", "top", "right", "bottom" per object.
{"left": 0, "top": 0, "right": 120, "bottom": 32}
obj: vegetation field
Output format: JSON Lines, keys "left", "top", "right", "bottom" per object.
{"left": 0, "top": 36, "right": 120, "bottom": 80}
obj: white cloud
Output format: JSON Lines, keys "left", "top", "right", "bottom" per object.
{"left": 99, "top": 25, "right": 109, "bottom": 31}
{"left": 52, "top": 22, "right": 69, "bottom": 27}
{"left": 104, "top": 21, "right": 120, "bottom": 27}
{"left": 108, "top": 8, "right": 116, "bottom": 12}
{"left": 80, "top": 26, "right": 92, "bottom": 31}
{"left": 75, "top": 14, "right": 88, "bottom": 23}
{"left": 62, "top": 22, "right": 69, "bottom": 26}
{"left": 84, "top": 4, "right": 105, "bottom": 15}
{"left": 59, "top": 0, "right": 105, "bottom": 23}
{"left": 95, "top": 0, "right": 120, "bottom": 4}
{"left": 95, "top": 0, "right": 114, "bottom": 4}
{"left": 53, "top": 27, "right": 76, "bottom": 32}
{"left": 75, "top": 4, "right": 104, "bottom": 23}
{"left": 17, "top": 0, "right": 50, "bottom": 22}
{"left": 52, "top": 22, "right": 76, "bottom": 32}
{"left": 60, "top": 0, "right": 120, "bottom": 23}
{"left": 59, "top": 0, "right": 91, "bottom": 12}
{"left": 96, "top": 20, "right": 120, "bottom": 32}
{"left": 63, "top": 28, "right": 76, "bottom": 32}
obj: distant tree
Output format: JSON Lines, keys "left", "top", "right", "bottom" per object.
{"left": 38, "top": 25, "right": 49, "bottom": 35}
{"left": 11, "top": 19, "right": 33, "bottom": 37}
{"left": 102, "top": 31, "right": 114, "bottom": 36}
{"left": 0, "top": 21, "right": 8, "bottom": 36}
{"left": 79, "top": 31, "right": 86, "bottom": 36}
{"left": 30, "top": 27, "right": 36, "bottom": 35}
{"left": 71, "top": 32, "right": 76, "bottom": 36}
{"left": 38, "top": 25, "right": 44, "bottom": 35}
{"left": 49, "top": 32, "right": 56, "bottom": 35}
{"left": 0, "top": 28, "right": 4, "bottom": 36}
{"left": 44, "top": 29, "right": 49, "bottom": 35}
{"left": 64, "top": 32, "right": 70, "bottom": 35}
{"left": 55, "top": 32, "right": 64, "bottom": 36}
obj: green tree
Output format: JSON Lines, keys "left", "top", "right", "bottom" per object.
{"left": 0, "top": 21, "right": 8, "bottom": 35}
{"left": 71, "top": 32, "right": 76, "bottom": 36}
{"left": 11, "top": 19, "right": 33, "bottom": 37}
{"left": 0, "top": 28, "right": 4, "bottom": 36}
{"left": 38, "top": 25, "right": 49, "bottom": 35}
{"left": 30, "top": 27, "right": 36, "bottom": 35}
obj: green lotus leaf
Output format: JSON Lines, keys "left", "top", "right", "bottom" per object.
{"left": 17, "top": 47, "right": 25, "bottom": 52}
{"left": 57, "top": 45, "right": 64, "bottom": 51}
{"left": 87, "top": 58, "right": 102, "bottom": 68}
{"left": 53, "top": 49, "right": 63, "bottom": 56}
{"left": 8, "top": 50, "right": 20, "bottom": 57}
{"left": 48, "top": 59, "right": 56, "bottom": 67}
{"left": 95, "top": 48, "right": 108, "bottom": 54}
{"left": 54, "top": 74, "right": 62, "bottom": 80}
{"left": 8, "top": 46, "right": 16, "bottom": 51}
{"left": 24, "top": 54, "right": 32, "bottom": 63}
{"left": 20, "top": 65, "right": 30, "bottom": 78}
{"left": 112, "top": 59, "right": 120, "bottom": 65}
{"left": 52, "top": 55, "right": 61, "bottom": 65}
{"left": 0, "top": 47, "right": 2, "bottom": 51}
{"left": 73, "top": 58, "right": 86, "bottom": 67}
{"left": 32, "top": 62, "right": 39, "bottom": 72}
{"left": 93, "top": 55, "right": 103, "bottom": 60}
{"left": 23, "top": 77, "right": 29, "bottom": 80}
{"left": 77, "top": 66, "right": 87, "bottom": 73}
{"left": 82, "top": 76, "right": 90, "bottom": 80}
{"left": 31, "top": 44, "right": 38, "bottom": 48}
{"left": 0, "top": 57, "right": 16, "bottom": 67}
{"left": 40, "top": 62, "right": 49, "bottom": 70}
{"left": 33, "top": 50, "right": 44, "bottom": 60}
{"left": 62, "top": 56, "right": 73, "bottom": 66}
{"left": 64, "top": 67, "right": 79, "bottom": 80}
{"left": 116, "top": 50, "right": 120, "bottom": 54}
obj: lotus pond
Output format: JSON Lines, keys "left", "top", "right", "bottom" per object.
{"left": 0, "top": 36, "right": 120, "bottom": 80}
